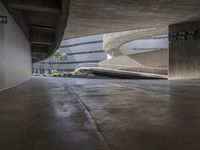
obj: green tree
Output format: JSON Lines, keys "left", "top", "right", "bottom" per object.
{"left": 53, "top": 50, "right": 68, "bottom": 72}
{"left": 53, "top": 50, "right": 62, "bottom": 70}
{"left": 60, "top": 52, "right": 68, "bottom": 62}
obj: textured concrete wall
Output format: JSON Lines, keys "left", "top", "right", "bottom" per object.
{"left": 64, "top": 0, "right": 200, "bottom": 39}
{"left": 99, "top": 49, "right": 168, "bottom": 75}
{"left": 101, "top": 30, "right": 169, "bottom": 75}
{"left": 0, "top": 3, "right": 32, "bottom": 91}
{"left": 121, "top": 36, "right": 168, "bottom": 55}
{"left": 60, "top": 43, "right": 103, "bottom": 54}
{"left": 67, "top": 53, "right": 106, "bottom": 62}
{"left": 169, "top": 22, "right": 200, "bottom": 80}
{"left": 103, "top": 27, "right": 167, "bottom": 57}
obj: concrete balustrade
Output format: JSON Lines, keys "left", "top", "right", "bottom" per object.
{"left": 100, "top": 28, "right": 169, "bottom": 76}
{"left": 99, "top": 49, "right": 168, "bottom": 75}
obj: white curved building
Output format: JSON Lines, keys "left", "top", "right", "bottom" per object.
{"left": 100, "top": 31, "right": 169, "bottom": 76}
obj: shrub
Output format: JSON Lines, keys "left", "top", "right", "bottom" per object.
{"left": 63, "top": 72, "right": 73, "bottom": 77}
{"left": 51, "top": 70, "right": 62, "bottom": 77}
{"left": 67, "top": 72, "right": 73, "bottom": 77}
{"left": 52, "top": 73, "right": 59, "bottom": 77}
{"left": 51, "top": 70, "right": 59, "bottom": 74}
{"left": 57, "top": 73, "right": 62, "bottom": 77}
{"left": 63, "top": 72, "right": 68, "bottom": 77}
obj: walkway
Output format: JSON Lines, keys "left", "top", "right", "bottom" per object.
{"left": 0, "top": 77, "right": 200, "bottom": 150}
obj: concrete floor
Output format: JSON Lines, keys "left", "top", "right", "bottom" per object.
{"left": 0, "top": 77, "right": 200, "bottom": 150}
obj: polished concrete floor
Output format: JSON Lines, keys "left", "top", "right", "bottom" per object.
{"left": 0, "top": 77, "right": 200, "bottom": 150}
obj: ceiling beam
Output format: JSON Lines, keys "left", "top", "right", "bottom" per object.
{"left": 31, "top": 41, "right": 54, "bottom": 45}
{"left": 30, "top": 25, "right": 56, "bottom": 32}
{"left": 30, "top": 30, "right": 55, "bottom": 46}
{"left": 31, "top": 45, "right": 49, "bottom": 54}
{"left": 32, "top": 52, "right": 48, "bottom": 55}
{"left": 8, "top": 3, "right": 61, "bottom": 13}
{"left": 32, "top": 47, "right": 49, "bottom": 54}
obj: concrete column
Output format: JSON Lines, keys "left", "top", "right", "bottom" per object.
{"left": 169, "top": 22, "right": 200, "bottom": 80}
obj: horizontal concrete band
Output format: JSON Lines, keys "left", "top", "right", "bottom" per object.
{"left": 120, "top": 67, "right": 167, "bottom": 75}
{"left": 99, "top": 49, "right": 168, "bottom": 76}
{"left": 60, "top": 40, "right": 103, "bottom": 48}
{"left": 37, "top": 60, "right": 101, "bottom": 65}
{"left": 67, "top": 50, "right": 105, "bottom": 55}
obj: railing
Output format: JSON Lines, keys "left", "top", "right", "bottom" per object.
{"left": 75, "top": 63, "right": 99, "bottom": 70}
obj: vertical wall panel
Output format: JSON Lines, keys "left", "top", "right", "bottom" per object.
{"left": 0, "top": 4, "right": 5, "bottom": 89}
{"left": 0, "top": 2, "right": 32, "bottom": 91}
{"left": 169, "top": 22, "right": 200, "bottom": 80}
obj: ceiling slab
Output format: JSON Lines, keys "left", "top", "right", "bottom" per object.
{"left": 64, "top": 0, "right": 200, "bottom": 39}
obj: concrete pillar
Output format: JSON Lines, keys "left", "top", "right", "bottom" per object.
{"left": 169, "top": 22, "right": 200, "bottom": 80}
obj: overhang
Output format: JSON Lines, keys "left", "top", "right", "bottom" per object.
{"left": 1, "top": 0, "right": 71, "bottom": 62}
{"left": 64, "top": 0, "right": 200, "bottom": 39}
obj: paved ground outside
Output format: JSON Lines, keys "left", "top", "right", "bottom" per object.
{"left": 0, "top": 77, "right": 200, "bottom": 150}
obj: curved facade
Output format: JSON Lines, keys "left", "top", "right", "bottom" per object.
{"left": 120, "top": 35, "right": 168, "bottom": 55}
{"left": 0, "top": 2, "right": 32, "bottom": 91}
{"left": 33, "top": 34, "right": 107, "bottom": 73}
{"left": 1, "top": 0, "right": 70, "bottom": 62}
{"left": 100, "top": 33, "right": 169, "bottom": 75}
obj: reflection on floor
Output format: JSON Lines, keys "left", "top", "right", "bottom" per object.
{"left": 0, "top": 77, "right": 200, "bottom": 150}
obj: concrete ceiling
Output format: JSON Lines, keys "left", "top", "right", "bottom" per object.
{"left": 64, "top": 0, "right": 200, "bottom": 39}
{"left": 2, "top": 0, "right": 70, "bottom": 62}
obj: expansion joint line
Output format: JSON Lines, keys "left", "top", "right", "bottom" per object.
{"left": 69, "top": 86, "right": 113, "bottom": 150}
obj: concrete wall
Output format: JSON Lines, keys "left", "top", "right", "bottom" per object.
{"left": 121, "top": 36, "right": 168, "bottom": 55}
{"left": 0, "top": 2, "right": 32, "bottom": 91}
{"left": 64, "top": 0, "right": 200, "bottom": 39}
{"left": 100, "top": 30, "right": 169, "bottom": 75}
{"left": 103, "top": 27, "right": 168, "bottom": 57}
{"left": 169, "top": 22, "right": 200, "bottom": 80}
{"left": 99, "top": 49, "right": 168, "bottom": 75}
{"left": 61, "top": 43, "right": 103, "bottom": 54}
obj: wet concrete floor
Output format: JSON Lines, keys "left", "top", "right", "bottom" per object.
{"left": 0, "top": 77, "right": 200, "bottom": 150}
